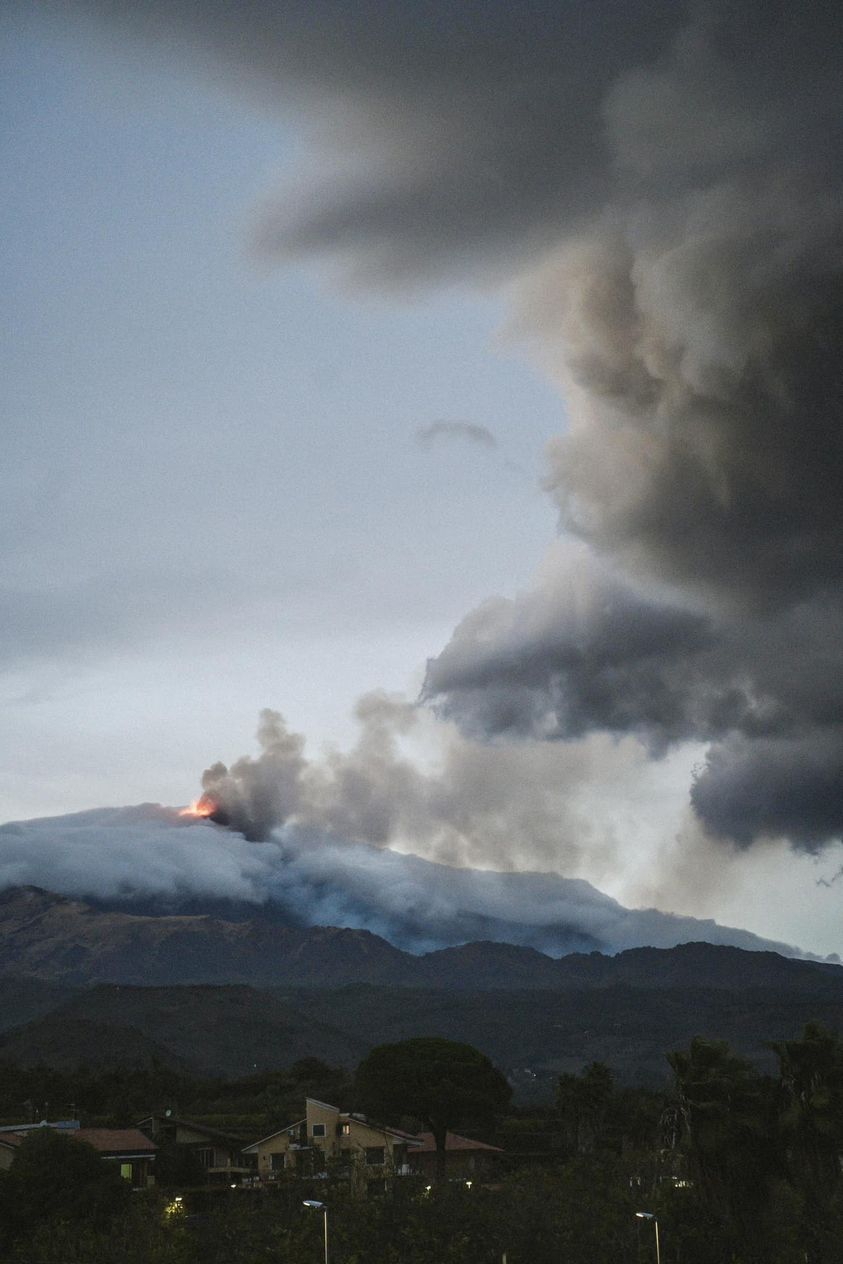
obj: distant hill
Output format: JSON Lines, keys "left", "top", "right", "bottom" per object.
{"left": 0, "top": 1014, "right": 190, "bottom": 1073}
{"left": 0, "top": 984, "right": 362, "bottom": 1078}
{"left": 1, "top": 886, "right": 843, "bottom": 1092}
{"left": 2, "top": 886, "right": 841, "bottom": 994}
{"left": 2, "top": 974, "right": 842, "bottom": 1092}
{"left": 0, "top": 886, "right": 413, "bottom": 988}
{"left": 281, "top": 981, "right": 843, "bottom": 1091}
{"left": 0, "top": 975, "right": 77, "bottom": 1033}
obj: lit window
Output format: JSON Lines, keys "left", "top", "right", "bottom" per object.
{"left": 341, "top": 1123, "right": 350, "bottom": 1136}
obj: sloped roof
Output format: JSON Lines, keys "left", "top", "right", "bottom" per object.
{"left": 74, "top": 1128, "right": 156, "bottom": 1154}
{"left": 136, "top": 1114, "right": 249, "bottom": 1146}
{"left": 412, "top": 1131, "right": 503, "bottom": 1153}
{"left": 243, "top": 1110, "right": 423, "bottom": 1153}
{"left": 0, "top": 1127, "right": 155, "bottom": 1156}
{"left": 341, "top": 1115, "right": 423, "bottom": 1144}
{"left": 242, "top": 1119, "right": 306, "bottom": 1152}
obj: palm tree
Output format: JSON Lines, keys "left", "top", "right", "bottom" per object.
{"left": 773, "top": 1024, "right": 843, "bottom": 1263}
{"left": 668, "top": 1037, "right": 780, "bottom": 1257}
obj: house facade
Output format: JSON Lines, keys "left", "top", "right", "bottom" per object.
{"left": 409, "top": 1131, "right": 503, "bottom": 1182}
{"left": 243, "top": 1098, "right": 503, "bottom": 1193}
{"left": 243, "top": 1098, "right": 420, "bottom": 1195}
{"left": 137, "top": 1114, "right": 255, "bottom": 1185}
{"left": 0, "top": 1123, "right": 156, "bottom": 1189}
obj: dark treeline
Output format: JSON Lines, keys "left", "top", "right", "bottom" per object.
{"left": 0, "top": 1055, "right": 352, "bottom": 1134}
{"left": 2, "top": 1023, "right": 843, "bottom": 1263}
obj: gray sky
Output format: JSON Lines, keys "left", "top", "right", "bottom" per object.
{"left": 2, "top": 2, "right": 842, "bottom": 957}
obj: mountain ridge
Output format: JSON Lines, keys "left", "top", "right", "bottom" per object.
{"left": 1, "top": 885, "right": 840, "bottom": 993}
{"left": 2, "top": 886, "right": 842, "bottom": 1091}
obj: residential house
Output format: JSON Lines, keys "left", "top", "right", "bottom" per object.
{"left": 137, "top": 1114, "right": 255, "bottom": 1185}
{"left": 408, "top": 1131, "right": 503, "bottom": 1182}
{"left": 243, "top": 1097, "right": 504, "bottom": 1193}
{"left": 243, "top": 1097, "right": 421, "bottom": 1196}
{"left": 0, "top": 1123, "right": 156, "bottom": 1189}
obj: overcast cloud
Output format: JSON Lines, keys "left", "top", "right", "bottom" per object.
{"left": 416, "top": 421, "right": 497, "bottom": 450}
{"left": 2, "top": 0, "right": 842, "bottom": 952}
{"left": 56, "top": 0, "right": 843, "bottom": 853}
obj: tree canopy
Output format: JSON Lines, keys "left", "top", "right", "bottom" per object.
{"left": 355, "top": 1037, "right": 512, "bottom": 1182}
{"left": 0, "top": 1127, "right": 131, "bottom": 1251}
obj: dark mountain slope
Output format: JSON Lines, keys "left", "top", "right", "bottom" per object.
{"left": 2, "top": 887, "right": 840, "bottom": 994}
{"left": 279, "top": 982, "right": 843, "bottom": 1090}
{"left": 3, "top": 978, "right": 841, "bottom": 1092}
{"left": 0, "top": 975, "right": 77, "bottom": 1033}
{"left": 0, "top": 886, "right": 415, "bottom": 987}
{"left": 0, "top": 1015, "right": 190, "bottom": 1073}
{"left": 0, "top": 983, "right": 363, "bottom": 1078}
{"left": 2, "top": 885, "right": 842, "bottom": 1095}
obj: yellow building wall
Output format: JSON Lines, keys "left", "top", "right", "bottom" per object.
{"left": 249, "top": 1100, "right": 414, "bottom": 1185}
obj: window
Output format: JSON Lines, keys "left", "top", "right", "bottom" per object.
{"left": 311, "top": 1123, "right": 326, "bottom": 1138}
{"left": 365, "top": 1147, "right": 385, "bottom": 1167}
{"left": 341, "top": 1123, "right": 351, "bottom": 1136}
{"left": 270, "top": 1152, "right": 285, "bottom": 1171}
{"left": 120, "top": 1163, "right": 133, "bottom": 1182}
{"left": 196, "top": 1147, "right": 214, "bottom": 1168}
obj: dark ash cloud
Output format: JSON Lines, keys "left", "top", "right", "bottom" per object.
{"left": 691, "top": 731, "right": 843, "bottom": 848}
{"left": 424, "top": 549, "right": 843, "bottom": 845}
{"left": 60, "top": 0, "right": 843, "bottom": 851}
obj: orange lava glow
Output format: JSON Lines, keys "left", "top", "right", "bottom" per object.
{"left": 179, "top": 796, "right": 217, "bottom": 819}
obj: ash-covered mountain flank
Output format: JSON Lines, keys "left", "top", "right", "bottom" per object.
{"left": 2, "top": 886, "right": 840, "bottom": 992}
{"left": 0, "top": 805, "right": 819, "bottom": 963}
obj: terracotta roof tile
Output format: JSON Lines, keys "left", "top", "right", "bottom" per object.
{"left": 412, "top": 1131, "right": 503, "bottom": 1153}
{"left": 74, "top": 1129, "right": 156, "bottom": 1153}
{"left": 0, "top": 1127, "right": 155, "bottom": 1155}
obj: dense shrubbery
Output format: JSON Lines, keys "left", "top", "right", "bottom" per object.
{"left": 3, "top": 1025, "right": 843, "bottom": 1263}
{"left": 0, "top": 1055, "right": 351, "bottom": 1132}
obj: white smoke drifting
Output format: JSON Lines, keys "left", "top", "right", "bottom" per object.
{"left": 0, "top": 800, "right": 815, "bottom": 959}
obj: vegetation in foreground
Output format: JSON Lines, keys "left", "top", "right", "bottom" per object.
{"left": 1, "top": 1023, "right": 842, "bottom": 1263}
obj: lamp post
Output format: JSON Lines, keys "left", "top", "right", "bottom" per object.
{"left": 636, "top": 1211, "right": 660, "bottom": 1264}
{"left": 303, "top": 1199, "right": 328, "bottom": 1264}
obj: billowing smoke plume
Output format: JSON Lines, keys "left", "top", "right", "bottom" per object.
{"left": 198, "top": 698, "right": 664, "bottom": 879}
{"left": 199, "top": 709, "right": 307, "bottom": 841}
{"left": 60, "top": 1, "right": 843, "bottom": 852}
{"left": 423, "top": 544, "right": 843, "bottom": 846}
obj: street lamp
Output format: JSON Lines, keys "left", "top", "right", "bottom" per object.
{"left": 303, "top": 1199, "right": 329, "bottom": 1264}
{"left": 635, "top": 1211, "right": 661, "bottom": 1264}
